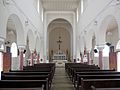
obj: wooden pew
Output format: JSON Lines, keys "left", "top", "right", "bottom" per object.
{"left": 1, "top": 74, "right": 52, "bottom": 88}
{"left": 65, "top": 63, "right": 99, "bottom": 74}
{"left": 0, "top": 80, "right": 48, "bottom": 90}
{"left": 22, "top": 63, "right": 55, "bottom": 79}
{"left": 1, "top": 63, "right": 55, "bottom": 90}
{"left": 1, "top": 71, "right": 53, "bottom": 86}
{"left": 76, "top": 74, "right": 120, "bottom": 90}
{"left": 91, "top": 86, "right": 120, "bottom": 90}
{"left": 72, "top": 69, "right": 115, "bottom": 83}
{"left": 80, "top": 78, "right": 120, "bottom": 90}
{"left": 34, "top": 63, "right": 55, "bottom": 68}
{"left": 73, "top": 71, "right": 120, "bottom": 84}
{"left": 1, "top": 74, "right": 49, "bottom": 80}
{"left": 0, "top": 88, "right": 43, "bottom": 90}
{"left": 23, "top": 63, "right": 55, "bottom": 72}
{"left": 65, "top": 63, "right": 100, "bottom": 79}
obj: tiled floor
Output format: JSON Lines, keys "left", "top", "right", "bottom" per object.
{"left": 51, "top": 67, "right": 75, "bottom": 90}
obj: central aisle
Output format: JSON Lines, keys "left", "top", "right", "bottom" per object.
{"left": 51, "top": 67, "right": 75, "bottom": 90}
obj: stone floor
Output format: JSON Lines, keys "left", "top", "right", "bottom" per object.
{"left": 51, "top": 67, "right": 75, "bottom": 90}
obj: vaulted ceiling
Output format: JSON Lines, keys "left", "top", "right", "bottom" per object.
{"left": 41, "top": 0, "right": 80, "bottom": 11}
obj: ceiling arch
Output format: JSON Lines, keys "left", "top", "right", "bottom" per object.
{"left": 48, "top": 18, "right": 73, "bottom": 34}
{"left": 6, "top": 14, "right": 25, "bottom": 46}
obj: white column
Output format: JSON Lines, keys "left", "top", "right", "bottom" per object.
{"left": 97, "top": 45, "right": 104, "bottom": 69}
{"left": 44, "top": 13, "right": 47, "bottom": 61}
{"left": 117, "top": 52, "right": 120, "bottom": 71}
{"left": 0, "top": 37, "right": 4, "bottom": 80}
{"left": 73, "top": 13, "right": 77, "bottom": 60}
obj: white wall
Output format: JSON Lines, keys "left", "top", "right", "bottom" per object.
{"left": 79, "top": 0, "right": 113, "bottom": 32}
{"left": 14, "top": 0, "right": 42, "bottom": 32}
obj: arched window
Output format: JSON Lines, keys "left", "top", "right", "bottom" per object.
{"left": 81, "top": 0, "right": 84, "bottom": 14}
{"left": 103, "top": 45, "right": 109, "bottom": 57}
{"left": 11, "top": 42, "right": 17, "bottom": 57}
{"left": 0, "top": 44, "right": 4, "bottom": 51}
{"left": 37, "top": 0, "right": 40, "bottom": 13}
{"left": 76, "top": 8, "right": 79, "bottom": 22}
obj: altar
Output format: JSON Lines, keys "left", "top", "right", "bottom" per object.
{"left": 52, "top": 50, "right": 67, "bottom": 67}
{"left": 51, "top": 35, "right": 68, "bottom": 67}
{"left": 53, "top": 53, "right": 66, "bottom": 60}
{"left": 53, "top": 59, "right": 67, "bottom": 67}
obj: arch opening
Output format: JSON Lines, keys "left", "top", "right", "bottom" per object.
{"left": 5, "top": 14, "right": 24, "bottom": 70}
{"left": 11, "top": 42, "right": 18, "bottom": 57}
{"left": 100, "top": 15, "right": 119, "bottom": 70}
{"left": 47, "top": 18, "right": 73, "bottom": 64}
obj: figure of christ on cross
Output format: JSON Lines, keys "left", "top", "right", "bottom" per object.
{"left": 57, "top": 36, "right": 62, "bottom": 51}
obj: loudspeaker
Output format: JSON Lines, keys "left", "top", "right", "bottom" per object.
{"left": 23, "top": 50, "right": 26, "bottom": 53}
{"left": 94, "top": 49, "right": 98, "bottom": 53}
{"left": 106, "top": 42, "right": 111, "bottom": 46}
{"left": 18, "top": 49, "right": 19, "bottom": 55}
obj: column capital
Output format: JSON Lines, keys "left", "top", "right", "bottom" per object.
{"left": 97, "top": 45, "right": 104, "bottom": 51}
{"left": 18, "top": 45, "right": 26, "bottom": 52}
{"left": 30, "top": 49, "right": 35, "bottom": 53}
{"left": 86, "top": 50, "right": 91, "bottom": 53}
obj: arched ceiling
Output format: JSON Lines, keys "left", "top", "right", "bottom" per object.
{"left": 41, "top": 0, "right": 80, "bottom": 11}
{"left": 48, "top": 19, "right": 72, "bottom": 34}
{"left": 7, "top": 18, "right": 16, "bottom": 31}
{"left": 107, "top": 18, "right": 118, "bottom": 32}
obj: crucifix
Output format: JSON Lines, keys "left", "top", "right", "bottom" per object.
{"left": 57, "top": 36, "right": 62, "bottom": 50}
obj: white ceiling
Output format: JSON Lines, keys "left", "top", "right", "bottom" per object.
{"left": 41, "top": 0, "right": 80, "bottom": 11}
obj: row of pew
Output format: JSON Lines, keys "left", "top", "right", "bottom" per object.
{"left": 0, "top": 63, "right": 55, "bottom": 90}
{"left": 65, "top": 63, "right": 120, "bottom": 90}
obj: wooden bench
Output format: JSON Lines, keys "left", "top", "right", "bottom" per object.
{"left": 65, "top": 63, "right": 100, "bottom": 79}
{"left": 0, "top": 80, "right": 48, "bottom": 90}
{"left": 1, "top": 71, "right": 53, "bottom": 86}
{"left": 1, "top": 74, "right": 51, "bottom": 87}
{"left": 76, "top": 74, "right": 120, "bottom": 90}
{"left": 0, "top": 88, "right": 43, "bottom": 90}
{"left": 72, "top": 70, "right": 116, "bottom": 83}
{"left": 74, "top": 71, "right": 120, "bottom": 82}
{"left": 91, "top": 86, "right": 120, "bottom": 90}
{"left": 80, "top": 78, "right": 120, "bottom": 90}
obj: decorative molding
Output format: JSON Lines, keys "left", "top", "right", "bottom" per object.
{"left": 3, "top": 0, "right": 10, "bottom": 6}
{"left": 25, "top": 20, "right": 29, "bottom": 26}
{"left": 94, "top": 20, "right": 98, "bottom": 25}
{"left": 116, "top": 0, "right": 120, "bottom": 5}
